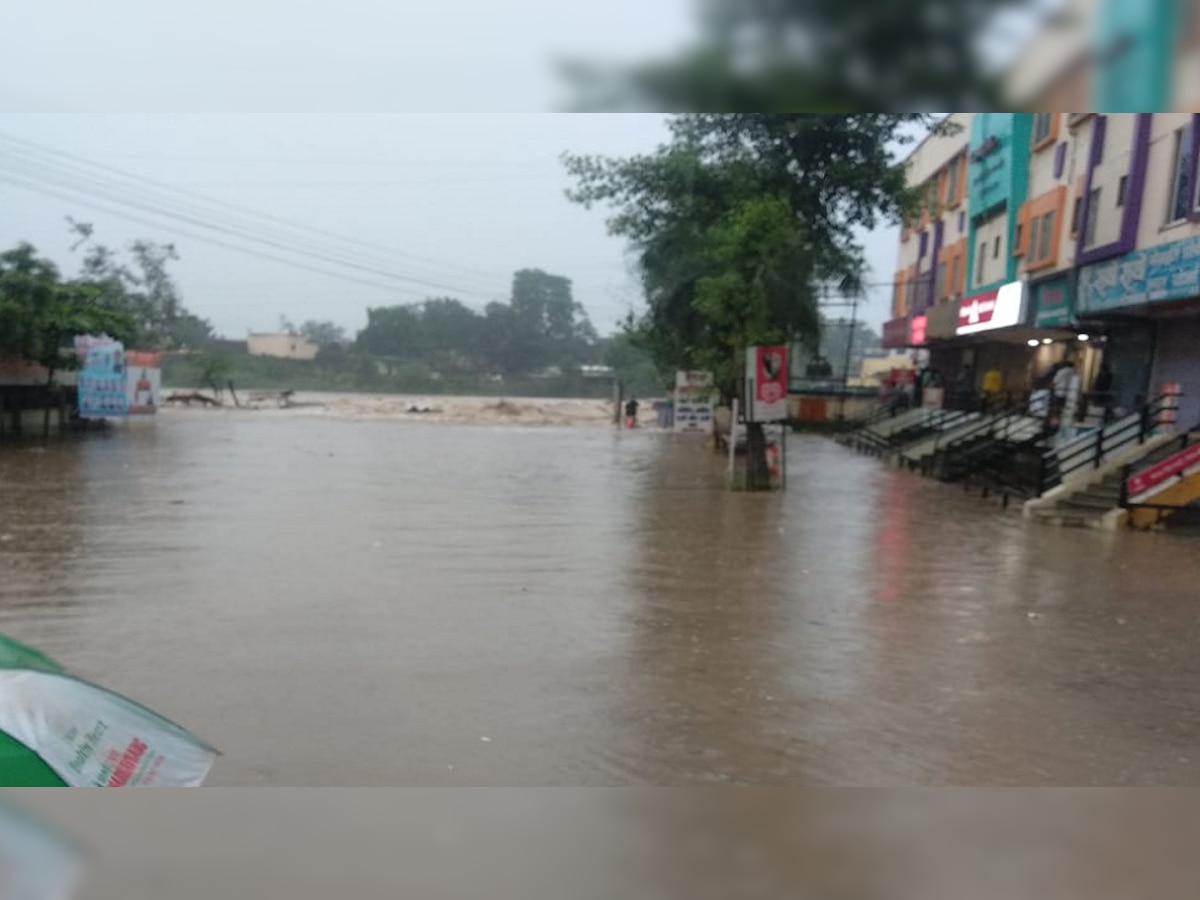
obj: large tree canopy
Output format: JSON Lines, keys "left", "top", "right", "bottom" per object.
{"left": 0, "top": 243, "right": 135, "bottom": 378}
{"left": 564, "top": 0, "right": 1025, "bottom": 111}
{"left": 564, "top": 113, "right": 932, "bottom": 397}
{"left": 355, "top": 269, "right": 599, "bottom": 378}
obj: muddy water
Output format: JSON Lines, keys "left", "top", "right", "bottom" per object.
{"left": 3, "top": 415, "right": 1200, "bottom": 785}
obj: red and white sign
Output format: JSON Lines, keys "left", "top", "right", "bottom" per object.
{"left": 1126, "top": 442, "right": 1200, "bottom": 498}
{"left": 910, "top": 315, "right": 928, "bottom": 346}
{"left": 746, "top": 346, "right": 789, "bottom": 423}
{"left": 957, "top": 281, "right": 1027, "bottom": 336}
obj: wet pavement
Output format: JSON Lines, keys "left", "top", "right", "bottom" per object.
{"left": 3, "top": 415, "right": 1200, "bottom": 785}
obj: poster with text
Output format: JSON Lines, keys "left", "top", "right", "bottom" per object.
{"left": 674, "top": 370, "right": 715, "bottom": 434}
{"left": 746, "top": 346, "right": 789, "bottom": 423}
{"left": 124, "top": 352, "right": 163, "bottom": 415}
{"left": 75, "top": 336, "right": 127, "bottom": 420}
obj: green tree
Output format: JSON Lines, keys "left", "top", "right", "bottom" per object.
{"left": 563, "top": 0, "right": 1022, "bottom": 111}
{"left": 190, "top": 351, "right": 232, "bottom": 397}
{"left": 298, "top": 320, "right": 348, "bottom": 349}
{"left": 66, "top": 220, "right": 200, "bottom": 350}
{"left": 0, "top": 243, "right": 135, "bottom": 434}
{"left": 565, "top": 114, "right": 927, "bottom": 487}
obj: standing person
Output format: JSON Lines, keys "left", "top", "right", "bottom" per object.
{"left": 624, "top": 396, "right": 640, "bottom": 429}
{"left": 1091, "top": 362, "right": 1115, "bottom": 421}
{"left": 981, "top": 365, "right": 1004, "bottom": 408}
{"left": 1052, "top": 359, "right": 1078, "bottom": 425}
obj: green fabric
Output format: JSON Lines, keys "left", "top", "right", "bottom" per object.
{"left": 0, "top": 731, "right": 64, "bottom": 786}
{"left": 0, "top": 635, "right": 65, "bottom": 674}
{"left": 0, "top": 634, "right": 67, "bottom": 784}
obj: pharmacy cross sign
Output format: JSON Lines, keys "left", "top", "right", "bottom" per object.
{"left": 958, "top": 289, "right": 1000, "bottom": 330}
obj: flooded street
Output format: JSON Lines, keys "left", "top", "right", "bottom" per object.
{"left": 3, "top": 414, "right": 1200, "bottom": 786}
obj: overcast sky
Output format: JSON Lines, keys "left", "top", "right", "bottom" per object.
{"left": 0, "top": 114, "right": 902, "bottom": 339}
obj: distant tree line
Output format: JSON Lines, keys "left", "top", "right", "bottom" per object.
{"left": 1, "top": 222, "right": 666, "bottom": 400}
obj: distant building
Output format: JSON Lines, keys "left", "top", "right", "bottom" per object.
{"left": 247, "top": 333, "right": 318, "bottom": 361}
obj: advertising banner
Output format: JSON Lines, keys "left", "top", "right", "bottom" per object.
{"left": 745, "top": 346, "right": 789, "bottom": 423}
{"left": 957, "top": 281, "right": 1027, "bottom": 335}
{"left": 74, "top": 335, "right": 127, "bottom": 419}
{"left": 674, "top": 371, "right": 715, "bottom": 434}
{"left": 1078, "top": 232, "right": 1200, "bottom": 313}
{"left": 124, "top": 351, "right": 163, "bottom": 415}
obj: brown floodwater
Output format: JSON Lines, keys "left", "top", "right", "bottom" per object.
{"left": 3, "top": 414, "right": 1200, "bottom": 786}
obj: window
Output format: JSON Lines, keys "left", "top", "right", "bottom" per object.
{"left": 1084, "top": 187, "right": 1101, "bottom": 247}
{"left": 977, "top": 242, "right": 987, "bottom": 284}
{"left": 1032, "top": 113, "right": 1054, "bottom": 146}
{"left": 1168, "top": 125, "right": 1195, "bottom": 224}
{"left": 1117, "top": 175, "right": 1129, "bottom": 207}
{"left": 1071, "top": 196, "right": 1082, "bottom": 234}
{"left": 1027, "top": 217, "right": 1040, "bottom": 263}
{"left": 1037, "top": 211, "right": 1054, "bottom": 262}
{"left": 936, "top": 262, "right": 949, "bottom": 299}
{"left": 925, "top": 181, "right": 937, "bottom": 217}
{"left": 945, "top": 158, "right": 960, "bottom": 205}
{"left": 1014, "top": 223, "right": 1024, "bottom": 255}
{"left": 993, "top": 236, "right": 1001, "bottom": 259}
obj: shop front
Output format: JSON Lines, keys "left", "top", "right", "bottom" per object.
{"left": 1077, "top": 231, "right": 1200, "bottom": 425}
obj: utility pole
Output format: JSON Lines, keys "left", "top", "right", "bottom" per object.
{"left": 838, "top": 296, "right": 858, "bottom": 421}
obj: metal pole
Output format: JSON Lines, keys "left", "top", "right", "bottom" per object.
{"left": 838, "top": 297, "right": 858, "bottom": 421}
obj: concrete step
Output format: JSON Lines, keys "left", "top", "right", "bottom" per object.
{"left": 1033, "top": 507, "right": 1106, "bottom": 528}
{"left": 1058, "top": 496, "right": 1117, "bottom": 513}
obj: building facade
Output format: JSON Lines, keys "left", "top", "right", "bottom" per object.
{"left": 888, "top": 111, "right": 1200, "bottom": 430}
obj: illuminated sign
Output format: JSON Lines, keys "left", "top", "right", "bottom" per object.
{"left": 910, "top": 315, "right": 928, "bottom": 346}
{"left": 957, "top": 281, "right": 1027, "bottom": 335}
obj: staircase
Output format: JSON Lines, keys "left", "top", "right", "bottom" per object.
{"left": 1028, "top": 434, "right": 1187, "bottom": 529}
{"left": 1030, "top": 472, "right": 1124, "bottom": 528}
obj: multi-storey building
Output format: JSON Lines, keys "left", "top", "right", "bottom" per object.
{"left": 887, "top": 110, "right": 1200, "bottom": 430}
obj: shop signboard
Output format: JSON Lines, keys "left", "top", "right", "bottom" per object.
{"left": 1126, "top": 442, "right": 1200, "bottom": 498}
{"left": 745, "top": 346, "right": 789, "bottom": 423}
{"left": 881, "top": 317, "right": 910, "bottom": 349}
{"left": 910, "top": 315, "right": 928, "bottom": 346}
{"left": 957, "top": 281, "right": 1027, "bottom": 336}
{"left": 1077, "top": 232, "right": 1200, "bottom": 313}
{"left": 1034, "top": 277, "right": 1073, "bottom": 328}
{"left": 125, "top": 351, "right": 163, "bottom": 415}
{"left": 74, "top": 335, "right": 127, "bottom": 420}
{"left": 925, "top": 299, "right": 961, "bottom": 340}
{"left": 674, "top": 370, "right": 715, "bottom": 434}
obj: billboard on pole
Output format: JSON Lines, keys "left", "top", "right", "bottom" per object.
{"left": 745, "top": 346, "right": 789, "bottom": 423}
{"left": 74, "top": 335, "right": 127, "bottom": 420}
{"left": 673, "top": 370, "right": 715, "bottom": 434}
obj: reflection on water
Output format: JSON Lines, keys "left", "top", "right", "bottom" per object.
{"left": 2, "top": 417, "right": 1200, "bottom": 785}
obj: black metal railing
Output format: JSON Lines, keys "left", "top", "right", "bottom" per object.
{"left": 1037, "top": 394, "right": 1177, "bottom": 497}
{"left": 926, "top": 405, "right": 1045, "bottom": 480}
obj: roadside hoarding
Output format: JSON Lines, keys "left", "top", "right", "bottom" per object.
{"left": 674, "top": 370, "right": 715, "bottom": 434}
{"left": 745, "top": 346, "right": 789, "bottom": 423}
{"left": 125, "top": 351, "right": 163, "bottom": 415}
{"left": 74, "top": 335, "right": 127, "bottom": 420}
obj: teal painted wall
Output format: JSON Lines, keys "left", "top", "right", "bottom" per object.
{"left": 1093, "top": 0, "right": 1173, "bottom": 111}
{"left": 965, "top": 114, "right": 1031, "bottom": 299}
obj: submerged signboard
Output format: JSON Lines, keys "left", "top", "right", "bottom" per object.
{"left": 74, "top": 335, "right": 127, "bottom": 419}
{"left": 674, "top": 371, "right": 715, "bottom": 434}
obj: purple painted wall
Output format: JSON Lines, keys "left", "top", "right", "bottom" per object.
{"left": 922, "top": 220, "right": 945, "bottom": 314}
{"left": 1189, "top": 114, "right": 1200, "bottom": 224}
{"left": 1076, "top": 114, "right": 1152, "bottom": 267}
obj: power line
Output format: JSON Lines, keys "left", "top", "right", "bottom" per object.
{"left": 0, "top": 131, "right": 515, "bottom": 287}
{"left": 0, "top": 172, "right": 449, "bottom": 302}
{"left": 0, "top": 149, "right": 508, "bottom": 299}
